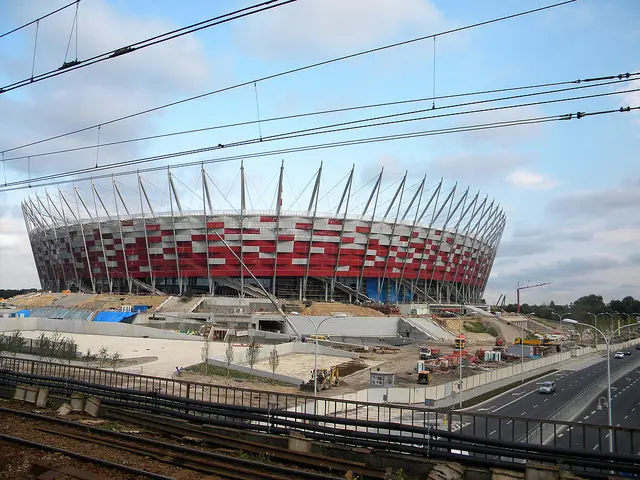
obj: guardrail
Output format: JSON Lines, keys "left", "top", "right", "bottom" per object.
{"left": 1, "top": 355, "right": 639, "bottom": 454}
{"left": 1, "top": 368, "right": 640, "bottom": 478}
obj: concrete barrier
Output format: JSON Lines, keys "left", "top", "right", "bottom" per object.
{"left": 0, "top": 317, "right": 202, "bottom": 341}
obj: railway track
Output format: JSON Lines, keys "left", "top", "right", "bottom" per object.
{"left": 0, "top": 406, "right": 374, "bottom": 480}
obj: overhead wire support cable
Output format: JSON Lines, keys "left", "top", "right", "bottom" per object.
{"left": 1, "top": 0, "right": 577, "bottom": 153}
{"left": 3, "top": 73, "right": 637, "bottom": 164}
{"left": 3, "top": 105, "right": 636, "bottom": 194}
{"left": 0, "top": 0, "right": 79, "bottom": 39}
{"left": 3, "top": 87, "right": 639, "bottom": 191}
{"left": 0, "top": 0, "right": 297, "bottom": 95}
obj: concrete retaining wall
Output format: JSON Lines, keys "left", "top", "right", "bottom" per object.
{"left": 0, "top": 317, "right": 202, "bottom": 341}
{"left": 219, "top": 341, "right": 359, "bottom": 365}
{"left": 205, "top": 358, "right": 303, "bottom": 385}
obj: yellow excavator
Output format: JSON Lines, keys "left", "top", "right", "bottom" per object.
{"left": 300, "top": 366, "right": 340, "bottom": 391}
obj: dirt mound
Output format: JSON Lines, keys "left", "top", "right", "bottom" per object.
{"left": 10, "top": 293, "right": 61, "bottom": 308}
{"left": 300, "top": 302, "right": 385, "bottom": 317}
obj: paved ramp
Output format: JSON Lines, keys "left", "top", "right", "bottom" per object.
{"left": 402, "top": 316, "right": 456, "bottom": 341}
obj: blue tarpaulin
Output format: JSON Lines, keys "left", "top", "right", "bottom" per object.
{"left": 132, "top": 305, "right": 148, "bottom": 313}
{"left": 93, "top": 311, "right": 137, "bottom": 323}
{"left": 10, "top": 309, "right": 30, "bottom": 318}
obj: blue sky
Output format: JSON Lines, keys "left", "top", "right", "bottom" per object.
{"left": 0, "top": 0, "right": 638, "bottom": 304}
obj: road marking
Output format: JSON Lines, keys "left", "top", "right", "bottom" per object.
{"left": 558, "top": 433, "right": 564, "bottom": 437}
{"left": 544, "top": 398, "right": 548, "bottom": 402}
{"left": 584, "top": 416, "right": 590, "bottom": 420}
{"left": 478, "top": 407, "right": 493, "bottom": 411}
{"left": 533, "top": 405, "right": 538, "bottom": 409}
{"left": 605, "top": 433, "right": 610, "bottom": 439}
{"left": 591, "top": 411, "right": 596, "bottom": 415}
{"left": 593, "top": 444, "right": 599, "bottom": 451}
{"left": 506, "top": 420, "right": 512, "bottom": 425}
{"left": 633, "top": 408, "right": 636, "bottom": 412}
{"left": 489, "top": 430, "right": 497, "bottom": 435}
{"left": 617, "top": 423, "right": 621, "bottom": 427}
{"left": 520, "top": 412, "right": 527, "bottom": 416}
{"left": 492, "top": 389, "right": 537, "bottom": 413}
{"left": 625, "top": 415, "right": 629, "bottom": 420}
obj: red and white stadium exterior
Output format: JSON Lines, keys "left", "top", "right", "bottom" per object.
{"left": 21, "top": 165, "right": 505, "bottom": 304}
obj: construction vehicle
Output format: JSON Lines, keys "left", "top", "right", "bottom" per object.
{"left": 454, "top": 334, "right": 466, "bottom": 349}
{"left": 419, "top": 346, "right": 442, "bottom": 360}
{"left": 300, "top": 366, "right": 340, "bottom": 391}
{"left": 417, "top": 370, "right": 433, "bottom": 384}
{"left": 514, "top": 337, "right": 553, "bottom": 346}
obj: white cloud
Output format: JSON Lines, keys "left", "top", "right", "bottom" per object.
{"left": 507, "top": 170, "right": 558, "bottom": 190}
{"left": 427, "top": 151, "right": 526, "bottom": 184}
{"left": 234, "top": 0, "right": 450, "bottom": 58}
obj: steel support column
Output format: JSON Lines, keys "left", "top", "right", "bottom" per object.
{"left": 331, "top": 164, "right": 354, "bottom": 300}
{"left": 380, "top": 172, "right": 407, "bottom": 302}
{"left": 56, "top": 189, "right": 80, "bottom": 289}
{"left": 91, "top": 181, "right": 113, "bottom": 293}
{"left": 138, "top": 175, "right": 155, "bottom": 291}
{"left": 303, "top": 162, "right": 323, "bottom": 299}
{"left": 357, "top": 168, "right": 383, "bottom": 300}
{"left": 168, "top": 169, "right": 182, "bottom": 295}
{"left": 112, "top": 178, "right": 132, "bottom": 294}
{"left": 271, "top": 161, "right": 285, "bottom": 296}
{"left": 71, "top": 187, "right": 96, "bottom": 293}
{"left": 202, "top": 167, "right": 213, "bottom": 295}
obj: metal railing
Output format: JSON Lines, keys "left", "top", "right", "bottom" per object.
{"left": 1, "top": 355, "right": 639, "bottom": 455}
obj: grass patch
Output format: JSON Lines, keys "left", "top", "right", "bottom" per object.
{"left": 183, "top": 363, "right": 292, "bottom": 386}
{"left": 456, "top": 369, "right": 557, "bottom": 409}
{"left": 464, "top": 321, "right": 500, "bottom": 337}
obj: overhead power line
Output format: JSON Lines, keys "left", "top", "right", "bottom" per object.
{"left": 2, "top": 71, "right": 636, "bottom": 163}
{"left": 0, "top": 0, "right": 79, "bottom": 39}
{"left": 4, "top": 84, "right": 638, "bottom": 189}
{"left": 2, "top": 105, "right": 636, "bottom": 193}
{"left": 0, "top": 0, "right": 577, "bottom": 154}
{"left": 0, "top": 0, "right": 297, "bottom": 95}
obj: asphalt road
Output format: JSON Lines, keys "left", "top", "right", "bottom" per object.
{"left": 453, "top": 353, "right": 637, "bottom": 446}
{"left": 550, "top": 356, "right": 640, "bottom": 454}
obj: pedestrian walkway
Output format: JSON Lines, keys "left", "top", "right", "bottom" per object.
{"left": 435, "top": 351, "right": 606, "bottom": 409}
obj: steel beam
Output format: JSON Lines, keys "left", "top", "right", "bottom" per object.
{"left": 168, "top": 169, "right": 182, "bottom": 294}
{"left": 138, "top": 175, "right": 155, "bottom": 291}
{"left": 380, "top": 172, "right": 407, "bottom": 302}
{"left": 202, "top": 167, "right": 212, "bottom": 295}
{"left": 357, "top": 168, "right": 383, "bottom": 299}
{"left": 271, "top": 161, "right": 284, "bottom": 296}
{"left": 240, "top": 161, "right": 246, "bottom": 297}
{"left": 426, "top": 186, "right": 468, "bottom": 302}
{"left": 112, "top": 177, "right": 132, "bottom": 294}
{"left": 72, "top": 186, "right": 96, "bottom": 293}
{"left": 441, "top": 190, "right": 479, "bottom": 303}
{"left": 450, "top": 195, "right": 487, "bottom": 302}
{"left": 92, "top": 181, "right": 112, "bottom": 293}
{"left": 331, "top": 164, "right": 354, "bottom": 300}
{"left": 56, "top": 189, "right": 80, "bottom": 289}
{"left": 302, "top": 162, "right": 323, "bottom": 299}
{"left": 397, "top": 175, "right": 426, "bottom": 298}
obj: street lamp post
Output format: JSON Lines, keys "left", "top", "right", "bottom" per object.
{"left": 450, "top": 312, "right": 463, "bottom": 408}
{"left": 290, "top": 312, "right": 345, "bottom": 396}
{"left": 562, "top": 318, "right": 640, "bottom": 453}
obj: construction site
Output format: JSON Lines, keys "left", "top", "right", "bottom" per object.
{"left": 0, "top": 279, "right": 582, "bottom": 400}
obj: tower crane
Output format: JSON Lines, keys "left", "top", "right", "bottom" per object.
{"left": 516, "top": 281, "right": 551, "bottom": 313}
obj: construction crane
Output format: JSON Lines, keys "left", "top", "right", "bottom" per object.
{"left": 516, "top": 281, "right": 551, "bottom": 313}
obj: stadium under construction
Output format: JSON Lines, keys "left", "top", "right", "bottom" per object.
{"left": 21, "top": 163, "right": 505, "bottom": 304}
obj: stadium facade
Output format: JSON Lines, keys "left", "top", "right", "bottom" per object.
{"left": 21, "top": 164, "right": 505, "bottom": 304}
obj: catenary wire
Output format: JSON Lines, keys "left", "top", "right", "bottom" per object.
{"left": 5, "top": 106, "right": 636, "bottom": 193}
{"left": 0, "top": 0, "right": 79, "bottom": 39}
{"left": 3, "top": 71, "right": 637, "bottom": 163}
{"left": 0, "top": 0, "right": 577, "bottom": 154}
{"left": 5, "top": 85, "right": 638, "bottom": 188}
{"left": 0, "top": 0, "right": 297, "bottom": 95}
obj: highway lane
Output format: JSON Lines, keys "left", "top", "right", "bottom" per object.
{"left": 453, "top": 355, "right": 631, "bottom": 444}
{"left": 550, "top": 356, "right": 640, "bottom": 454}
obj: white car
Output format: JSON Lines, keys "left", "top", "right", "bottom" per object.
{"left": 614, "top": 351, "right": 624, "bottom": 359}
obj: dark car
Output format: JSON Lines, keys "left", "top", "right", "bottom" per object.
{"left": 636, "top": 345, "right": 640, "bottom": 350}
{"left": 624, "top": 351, "right": 632, "bottom": 355}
